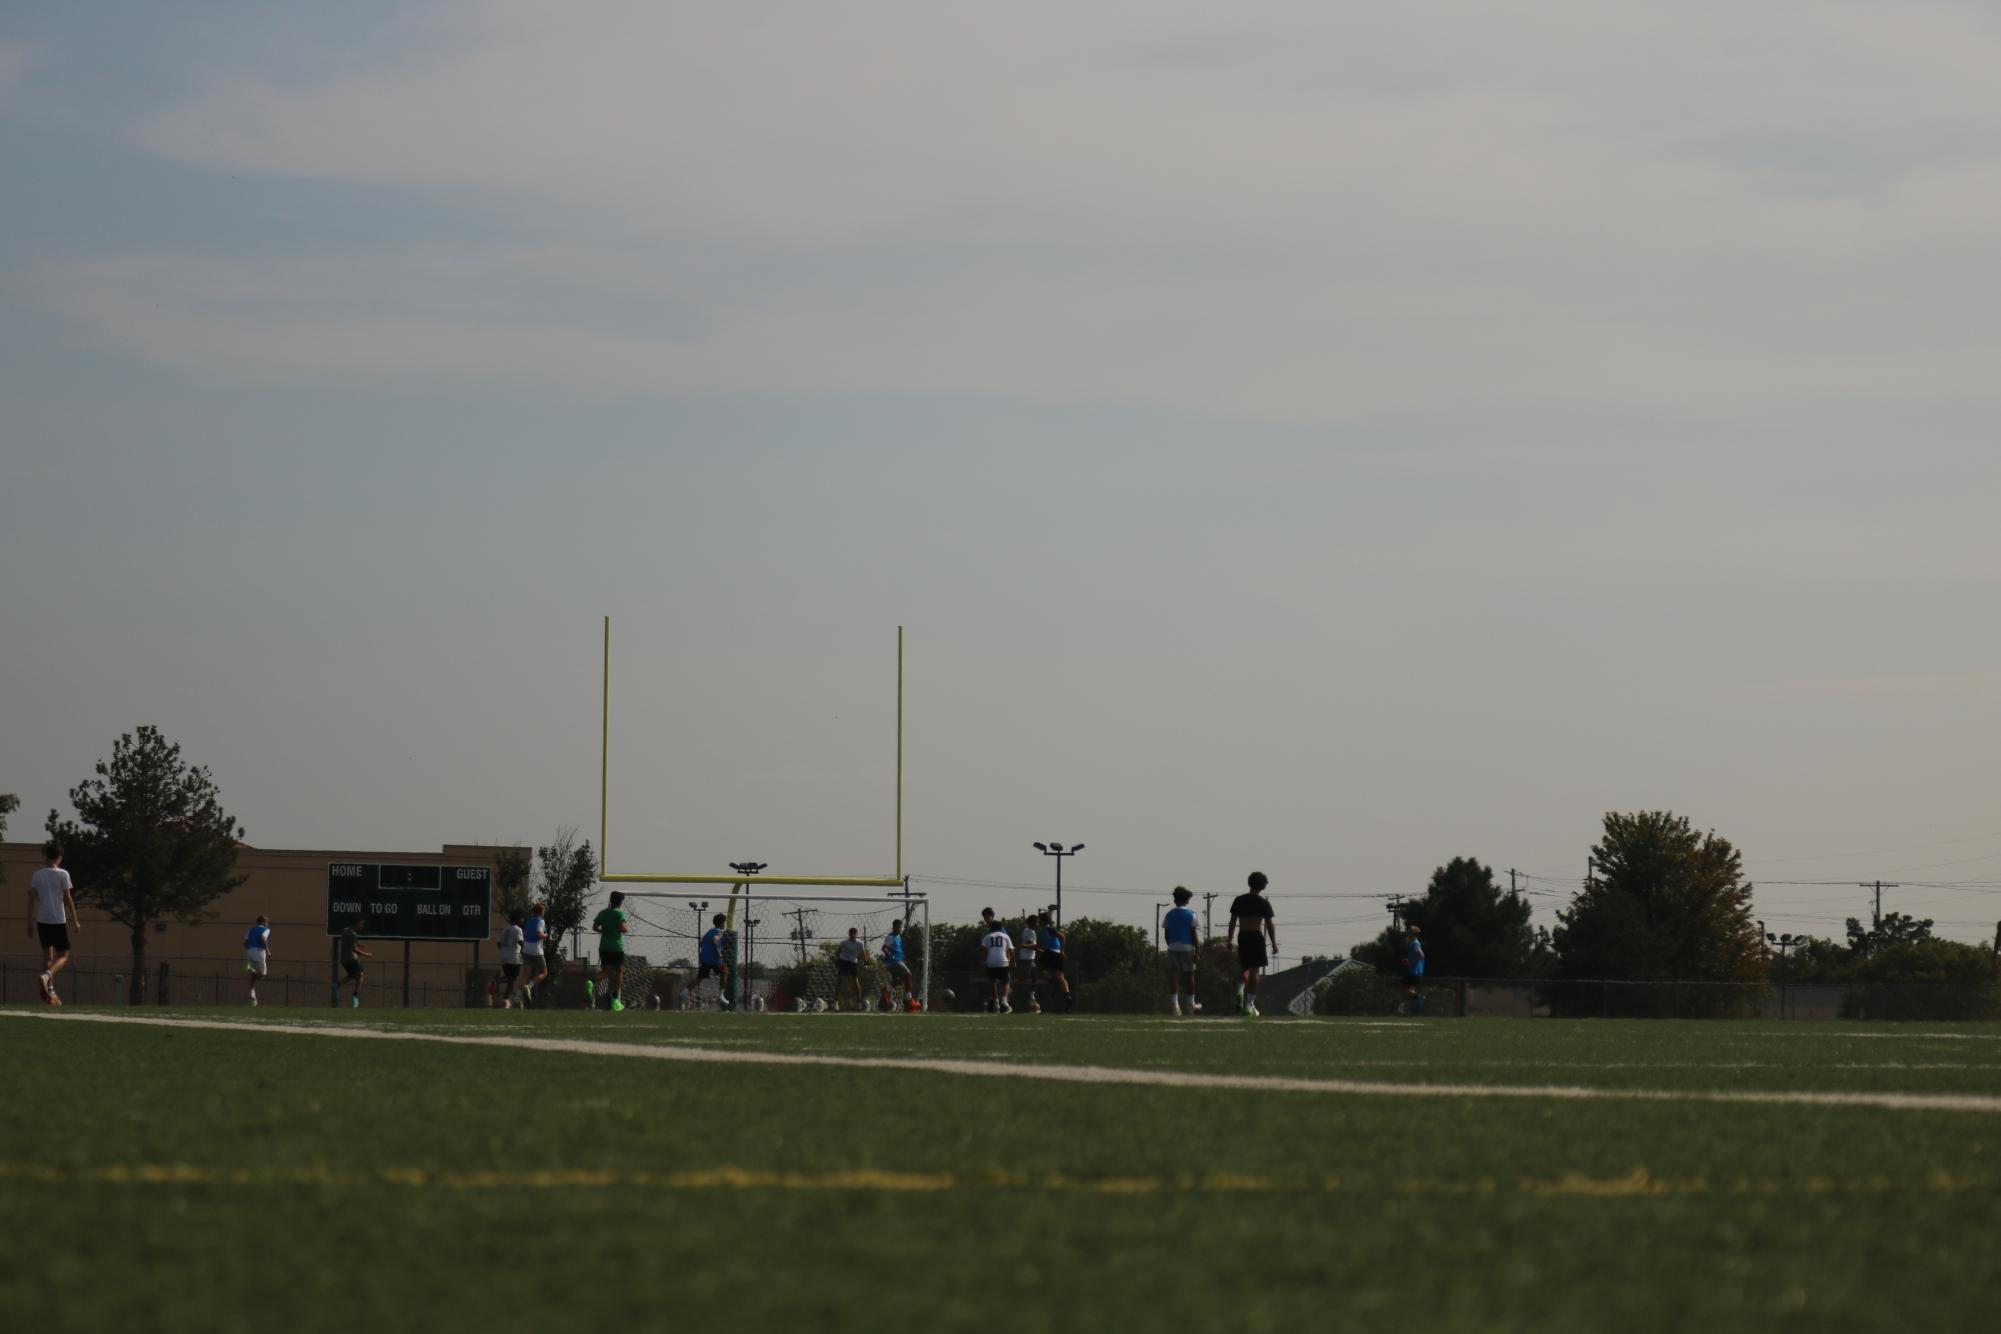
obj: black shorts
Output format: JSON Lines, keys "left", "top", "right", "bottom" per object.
{"left": 1237, "top": 935, "right": 1268, "bottom": 970}
{"left": 1040, "top": 952, "right": 1066, "bottom": 973}
{"left": 342, "top": 959, "right": 364, "bottom": 979}
{"left": 37, "top": 923, "right": 70, "bottom": 953}
{"left": 986, "top": 966, "right": 1012, "bottom": 984}
{"left": 601, "top": 949, "right": 625, "bottom": 969}
{"left": 501, "top": 962, "right": 522, "bottom": 980}
{"left": 1403, "top": 970, "right": 1424, "bottom": 989}
{"left": 697, "top": 963, "right": 725, "bottom": 980}
{"left": 836, "top": 959, "right": 860, "bottom": 977}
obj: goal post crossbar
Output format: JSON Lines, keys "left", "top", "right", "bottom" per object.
{"left": 598, "top": 617, "right": 905, "bottom": 888}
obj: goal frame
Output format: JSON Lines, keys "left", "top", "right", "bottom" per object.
{"left": 597, "top": 617, "right": 904, "bottom": 888}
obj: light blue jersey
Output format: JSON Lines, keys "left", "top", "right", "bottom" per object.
{"left": 1406, "top": 937, "right": 1425, "bottom": 977}
{"left": 699, "top": 928, "right": 725, "bottom": 966}
{"left": 244, "top": 924, "right": 270, "bottom": 951}
{"left": 881, "top": 931, "right": 905, "bottom": 964}
{"left": 1162, "top": 907, "right": 1198, "bottom": 948}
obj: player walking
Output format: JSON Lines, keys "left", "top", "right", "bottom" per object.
{"left": 496, "top": 911, "right": 526, "bottom": 1008}
{"left": 1036, "top": 912, "right": 1074, "bottom": 1012}
{"left": 834, "top": 927, "right": 870, "bottom": 1011}
{"left": 1163, "top": 887, "right": 1200, "bottom": 1016}
{"left": 880, "top": 919, "right": 916, "bottom": 1010}
{"left": 335, "top": 916, "right": 372, "bottom": 1008}
{"left": 590, "top": 892, "right": 630, "bottom": 1012}
{"left": 1401, "top": 925, "right": 1426, "bottom": 1015}
{"left": 1227, "top": 872, "right": 1277, "bottom": 1016}
{"left": 520, "top": 901, "right": 550, "bottom": 1006}
{"left": 27, "top": 841, "right": 78, "bottom": 1006}
{"left": 697, "top": 914, "right": 731, "bottom": 1010}
{"left": 243, "top": 915, "right": 272, "bottom": 1006}
{"left": 981, "top": 917, "right": 1015, "bottom": 1014}
{"left": 1015, "top": 916, "right": 1039, "bottom": 1012}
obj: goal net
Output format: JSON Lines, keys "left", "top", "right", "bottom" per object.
{"left": 616, "top": 893, "right": 929, "bottom": 1012}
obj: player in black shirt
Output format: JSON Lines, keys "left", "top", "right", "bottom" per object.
{"left": 1226, "top": 871, "right": 1277, "bottom": 1017}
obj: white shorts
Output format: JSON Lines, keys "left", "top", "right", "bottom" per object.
{"left": 244, "top": 949, "right": 268, "bottom": 976}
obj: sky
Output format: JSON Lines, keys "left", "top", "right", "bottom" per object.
{"left": 4, "top": 1, "right": 2001, "bottom": 962}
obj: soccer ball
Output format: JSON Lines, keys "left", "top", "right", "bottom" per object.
{"left": 812, "top": 998, "right": 828, "bottom": 1013}
{"left": 943, "top": 989, "right": 956, "bottom": 1003}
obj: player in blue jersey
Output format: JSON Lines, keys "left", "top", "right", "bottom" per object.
{"left": 1035, "top": 912, "right": 1074, "bottom": 1013}
{"left": 243, "top": 915, "right": 272, "bottom": 1007}
{"left": 696, "top": 913, "right": 732, "bottom": 1010}
{"left": 1162, "top": 887, "right": 1200, "bottom": 1016}
{"left": 520, "top": 902, "right": 550, "bottom": 1007}
{"left": 879, "top": 919, "right": 916, "bottom": 1011}
{"left": 1400, "top": 925, "right": 1426, "bottom": 1015}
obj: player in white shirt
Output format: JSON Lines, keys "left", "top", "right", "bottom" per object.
{"left": 834, "top": 928, "right": 870, "bottom": 1011}
{"left": 495, "top": 912, "right": 527, "bottom": 1008}
{"left": 1015, "top": 920, "right": 1039, "bottom": 1013}
{"left": 981, "top": 917, "right": 1016, "bottom": 1014}
{"left": 26, "top": 841, "right": 78, "bottom": 1006}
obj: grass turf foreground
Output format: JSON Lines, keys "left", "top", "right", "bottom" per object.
{"left": 3, "top": 1010, "right": 1999, "bottom": 1334}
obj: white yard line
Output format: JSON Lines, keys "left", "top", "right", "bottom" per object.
{"left": 11, "top": 1009, "right": 2001, "bottom": 1113}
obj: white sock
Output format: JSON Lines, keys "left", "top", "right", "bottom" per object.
{"left": 1170, "top": 997, "right": 1180, "bottom": 1014}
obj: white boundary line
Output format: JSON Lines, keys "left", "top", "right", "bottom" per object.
{"left": 8, "top": 1010, "right": 2001, "bottom": 1114}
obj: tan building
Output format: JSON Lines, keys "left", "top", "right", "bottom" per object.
{"left": 3, "top": 840, "right": 515, "bottom": 1008}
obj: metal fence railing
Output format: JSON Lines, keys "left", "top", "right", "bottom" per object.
{"left": 0, "top": 961, "right": 474, "bottom": 1010}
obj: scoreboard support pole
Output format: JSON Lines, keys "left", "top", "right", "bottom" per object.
{"left": 403, "top": 941, "right": 412, "bottom": 1009}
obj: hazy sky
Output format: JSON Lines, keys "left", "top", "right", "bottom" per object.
{"left": 5, "top": 2, "right": 2001, "bottom": 960}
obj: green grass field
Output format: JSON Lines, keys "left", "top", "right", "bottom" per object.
{"left": 6, "top": 1007, "right": 1999, "bottom": 1333}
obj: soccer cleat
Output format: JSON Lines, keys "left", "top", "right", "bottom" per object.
{"left": 351, "top": 994, "right": 361, "bottom": 1008}
{"left": 38, "top": 972, "right": 51, "bottom": 1004}
{"left": 249, "top": 995, "right": 258, "bottom": 1007}
{"left": 502, "top": 999, "right": 513, "bottom": 1010}
{"left": 1246, "top": 1003, "right": 1260, "bottom": 1017}
{"left": 585, "top": 980, "right": 596, "bottom": 1005}
{"left": 610, "top": 998, "right": 624, "bottom": 1013}
{"left": 999, "top": 1001, "right": 1013, "bottom": 1014}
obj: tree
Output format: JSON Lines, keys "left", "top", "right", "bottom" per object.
{"left": 45, "top": 727, "right": 245, "bottom": 1005}
{"left": 533, "top": 827, "right": 598, "bottom": 961}
{"left": 1847, "top": 912, "right": 1933, "bottom": 957}
{"left": 493, "top": 845, "right": 532, "bottom": 918}
{"left": 1352, "top": 857, "right": 1543, "bottom": 978}
{"left": 1551, "top": 811, "right": 1764, "bottom": 1016}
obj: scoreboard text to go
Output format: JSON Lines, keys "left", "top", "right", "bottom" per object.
{"left": 325, "top": 863, "right": 492, "bottom": 941}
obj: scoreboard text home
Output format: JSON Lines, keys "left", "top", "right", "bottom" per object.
{"left": 325, "top": 863, "right": 492, "bottom": 941}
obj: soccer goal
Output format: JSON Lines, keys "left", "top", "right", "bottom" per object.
{"left": 617, "top": 892, "right": 930, "bottom": 1012}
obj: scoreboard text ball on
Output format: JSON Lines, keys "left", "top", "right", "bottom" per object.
{"left": 325, "top": 863, "right": 492, "bottom": 941}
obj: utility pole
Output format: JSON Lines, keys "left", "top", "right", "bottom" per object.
{"left": 787, "top": 906, "right": 811, "bottom": 965}
{"left": 1509, "top": 868, "right": 1519, "bottom": 897}
{"left": 1387, "top": 895, "right": 1405, "bottom": 931}
{"left": 1860, "top": 881, "right": 1901, "bottom": 935}
{"left": 1202, "top": 892, "right": 1219, "bottom": 944}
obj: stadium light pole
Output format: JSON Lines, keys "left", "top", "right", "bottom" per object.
{"left": 1033, "top": 842, "right": 1084, "bottom": 927}
{"left": 1764, "top": 926, "right": 1796, "bottom": 1020}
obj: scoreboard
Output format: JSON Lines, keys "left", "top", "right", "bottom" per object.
{"left": 325, "top": 863, "right": 492, "bottom": 941}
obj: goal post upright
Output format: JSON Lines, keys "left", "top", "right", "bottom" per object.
{"left": 598, "top": 617, "right": 907, "bottom": 889}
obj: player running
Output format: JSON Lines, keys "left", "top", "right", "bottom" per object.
{"left": 335, "top": 916, "right": 372, "bottom": 1008}
{"left": 981, "top": 916, "right": 1015, "bottom": 1014}
{"left": 496, "top": 911, "right": 526, "bottom": 1008}
{"left": 520, "top": 901, "right": 550, "bottom": 1006}
{"left": 879, "top": 919, "right": 916, "bottom": 1010}
{"left": 1163, "top": 887, "right": 1200, "bottom": 1016}
{"left": 1227, "top": 871, "right": 1277, "bottom": 1016}
{"left": 696, "top": 913, "right": 732, "bottom": 1010}
{"left": 1015, "top": 916, "right": 1039, "bottom": 1012}
{"left": 243, "top": 915, "right": 272, "bottom": 1007}
{"left": 834, "top": 927, "right": 870, "bottom": 1011}
{"left": 1401, "top": 925, "right": 1426, "bottom": 1015}
{"left": 27, "top": 841, "right": 77, "bottom": 1006}
{"left": 1035, "top": 912, "right": 1074, "bottom": 1012}
{"left": 590, "top": 892, "right": 630, "bottom": 1012}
